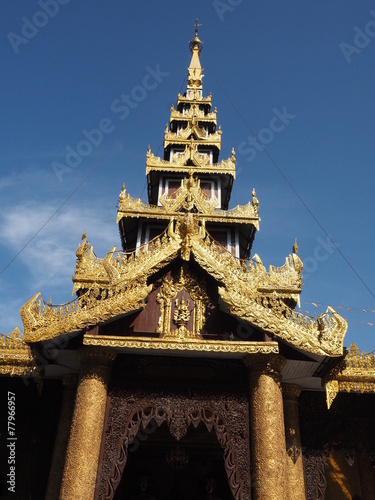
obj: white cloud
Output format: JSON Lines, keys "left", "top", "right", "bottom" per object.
{"left": 0, "top": 199, "right": 120, "bottom": 297}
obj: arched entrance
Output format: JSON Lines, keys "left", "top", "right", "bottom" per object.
{"left": 114, "top": 420, "right": 233, "bottom": 499}
{"left": 95, "top": 390, "right": 251, "bottom": 499}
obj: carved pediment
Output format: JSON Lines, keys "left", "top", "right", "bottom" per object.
{"left": 156, "top": 266, "right": 209, "bottom": 340}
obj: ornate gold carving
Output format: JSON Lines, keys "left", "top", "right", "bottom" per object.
{"left": 20, "top": 209, "right": 346, "bottom": 356}
{"left": 219, "top": 286, "right": 346, "bottom": 356}
{"left": 282, "top": 384, "right": 306, "bottom": 500}
{"left": 244, "top": 353, "right": 286, "bottom": 383}
{"left": 191, "top": 230, "right": 302, "bottom": 296}
{"left": 21, "top": 280, "right": 152, "bottom": 343}
{"left": 72, "top": 231, "right": 109, "bottom": 294}
{"left": 247, "top": 354, "right": 287, "bottom": 499}
{"left": 325, "top": 379, "right": 339, "bottom": 409}
{"left": 324, "top": 342, "right": 375, "bottom": 408}
{"left": 146, "top": 148, "right": 235, "bottom": 177}
{"left": 158, "top": 175, "right": 219, "bottom": 215}
{"left": 74, "top": 228, "right": 180, "bottom": 292}
{"left": 170, "top": 104, "right": 217, "bottom": 123}
{"left": 156, "top": 266, "right": 209, "bottom": 339}
{"left": 187, "top": 25, "right": 204, "bottom": 91}
{"left": 173, "top": 298, "right": 190, "bottom": 326}
{"left": 117, "top": 187, "right": 260, "bottom": 228}
{"left": 164, "top": 128, "right": 221, "bottom": 149}
{"left": 164, "top": 130, "right": 221, "bottom": 149}
{"left": 83, "top": 334, "right": 279, "bottom": 356}
{"left": 177, "top": 92, "right": 212, "bottom": 105}
{"left": 303, "top": 450, "right": 328, "bottom": 500}
{"left": 60, "top": 347, "right": 116, "bottom": 500}
{"left": 98, "top": 389, "right": 251, "bottom": 500}
{"left": 0, "top": 327, "right": 35, "bottom": 376}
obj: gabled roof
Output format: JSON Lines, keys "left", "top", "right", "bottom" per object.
{"left": 325, "top": 343, "right": 375, "bottom": 408}
{"left": 18, "top": 217, "right": 347, "bottom": 357}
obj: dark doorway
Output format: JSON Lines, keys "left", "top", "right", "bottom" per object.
{"left": 114, "top": 420, "right": 233, "bottom": 499}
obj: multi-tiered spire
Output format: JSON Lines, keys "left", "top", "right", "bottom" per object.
{"left": 118, "top": 25, "right": 259, "bottom": 260}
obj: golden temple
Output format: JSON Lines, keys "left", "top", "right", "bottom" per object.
{"left": 1, "top": 25, "right": 375, "bottom": 500}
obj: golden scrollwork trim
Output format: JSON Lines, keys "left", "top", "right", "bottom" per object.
{"left": 83, "top": 334, "right": 279, "bottom": 356}
{"left": 0, "top": 327, "right": 35, "bottom": 376}
{"left": 325, "top": 342, "right": 375, "bottom": 408}
{"left": 21, "top": 280, "right": 152, "bottom": 343}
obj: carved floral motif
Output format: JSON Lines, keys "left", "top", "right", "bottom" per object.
{"left": 97, "top": 390, "right": 250, "bottom": 500}
{"left": 325, "top": 342, "right": 375, "bottom": 408}
{"left": 0, "top": 327, "right": 35, "bottom": 376}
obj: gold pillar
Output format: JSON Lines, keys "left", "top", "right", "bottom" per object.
{"left": 45, "top": 375, "right": 77, "bottom": 500}
{"left": 59, "top": 347, "right": 116, "bottom": 500}
{"left": 357, "top": 450, "right": 375, "bottom": 500}
{"left": 245, "top": 354, "right": 287, "bottom": 500}
{"left": 282, "top": 384, "right": 306, "bottom": 500}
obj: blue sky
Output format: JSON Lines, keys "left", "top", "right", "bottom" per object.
{"left": 1, "top": 1, "right": 374, "bottom": 352}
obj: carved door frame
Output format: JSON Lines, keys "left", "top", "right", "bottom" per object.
{"left": 95, "top": 389, "right": 251, "bottom": 499}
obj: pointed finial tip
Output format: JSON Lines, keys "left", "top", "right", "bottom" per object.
{"left": 189, "top": 19, "right": 203, "bottom": 54}
{"left": 292, "top": 238, "right": 299, "bottom": 254}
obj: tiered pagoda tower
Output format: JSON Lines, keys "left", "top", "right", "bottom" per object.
{"left": 117, "top": 27, "right": 257, "bottom": 263}
{"left": 1, "top": 26, "right": 375, "bottom": 500}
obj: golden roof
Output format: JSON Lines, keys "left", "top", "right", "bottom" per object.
{"left": 325, "top": 342, "right": 375, "bottom": 408}
{"left": 0, "top": 26, "right": 351, "bottom": 373}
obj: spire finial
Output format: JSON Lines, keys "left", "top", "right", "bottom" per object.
{"left": 194, "top": 18, "right": 202, "bottom": 37}
{"left": 189, "top": 19, "right": 203, "bottom": 54}
{"left": 187, "top": 20, "right": 204, "bottom": 92}
{"left": 292, "top": 238, "right": 299, "bottom": 254}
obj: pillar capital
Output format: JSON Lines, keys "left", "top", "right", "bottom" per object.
{"left": 78, "top": 346, "right": 117, "bottom": 383}
{"left": 244, "top": 353, "right": 286, "bottom": 384}
{"left": 78, "top": 345, "right": 117, "bottom": 365}
{"left": 282, "top": 383, "right": 302, "bottom": 402}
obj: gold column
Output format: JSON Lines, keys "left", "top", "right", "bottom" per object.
{"left": 45, "top": 375, "right": 77, "bottom": 500}
{"left": 357, "top": 450, "right": 375, "bottom": 500}
{"left": 59, "top": 347, "right": 116, "bottom": 500}
{"left": 282, "top": 384, "right": 306, "bottom": 500}
{"left": 245, "top": 354, "right": 287, "bottom": 500}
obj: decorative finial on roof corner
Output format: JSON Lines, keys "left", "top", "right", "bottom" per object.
{"left": 292, "top": 238, "right": 299, "bottom": 254}
{"left": 82, "top": 229, "right": 86, "bottom": 241}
